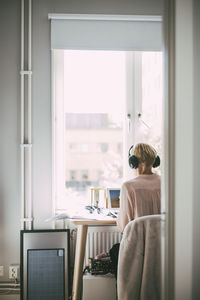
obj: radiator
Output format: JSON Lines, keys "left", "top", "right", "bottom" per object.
{"left": 84, "top": 226, "right": 122, "bottom": 267}
{"left": 58, "top": 221, "right": 122, "bottom": 269}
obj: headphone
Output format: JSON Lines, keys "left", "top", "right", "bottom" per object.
{"left": 128, "top": 145, "right": 160, "bottom": 169}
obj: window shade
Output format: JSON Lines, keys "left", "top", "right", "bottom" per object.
{"left": 49, "top": 14, "right": 162, "bottom": 51}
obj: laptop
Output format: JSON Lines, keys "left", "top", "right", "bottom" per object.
{"left": 107, "top": 188, "right": 120, "bottom": 214}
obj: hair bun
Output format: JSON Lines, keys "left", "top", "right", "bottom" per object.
{"left": 153, "top": 156, "right": 160, "bottom": 168}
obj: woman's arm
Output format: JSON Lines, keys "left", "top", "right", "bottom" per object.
{"left": 117, "top": 183, "right": 134, "bottom": 232}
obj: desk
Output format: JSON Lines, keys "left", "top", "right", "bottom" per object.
{"left": 70, "top": 219, "right": 116, "bottom": 300}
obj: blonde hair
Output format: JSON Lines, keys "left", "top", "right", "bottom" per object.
{"left": 131, "top": 143, "right": 157, "bottom": 167}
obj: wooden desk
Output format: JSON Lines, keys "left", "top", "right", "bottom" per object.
{"left": 70, "top": 219, "right": 116, "bottom": 300}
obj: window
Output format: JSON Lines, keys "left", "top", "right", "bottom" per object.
{"left": 70, "top": 170, "right": 76, "bottom": 181}
{"left": 99, "top": 143, "right": 109, "bottom": 153}
{"left": 69, "top": 143, "right": 79, "bottom": 152}
{"left": 81, "top": 170, "right": 89, "bottom": 181}
{"left": 80, "top": 144, "right": 89, "bottom": 153}
{"left": 117, "top": 143, "right": 123, "bottom": 153}
{"left": 53, "top": 50, "right": 163, "bottom": 210}
{"left": 141, "top": 52, "right": 163, "bottom": 156}
{"left": 135, "top": 52, "right": 163, "bottom": 173}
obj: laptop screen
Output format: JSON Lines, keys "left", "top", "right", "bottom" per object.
{"left": 108, "top": 189, "right": 120, "bottom": 209}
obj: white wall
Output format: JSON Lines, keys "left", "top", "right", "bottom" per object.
{"left": 174, "top": 0, "right": 200, "bottom": 299}
{"left": 0, "top": 0, "right": 21, "bottom": 283}
{"left": 175, "top": 0, "right": 193, "bottom": 299}
{"left": 0, "top": 0, "right": 163, "bottom": 286}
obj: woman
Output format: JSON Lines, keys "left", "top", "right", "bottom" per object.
{"left": 117, "top": 143, "right": 161, "bottom": 232}
{"left": 110, "top": 142, "right": 161, "bottom": 277}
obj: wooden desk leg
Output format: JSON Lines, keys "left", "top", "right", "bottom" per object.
{"left": 72, "top": 224, "right": 88, "bottom": 300}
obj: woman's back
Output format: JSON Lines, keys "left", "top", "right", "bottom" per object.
{"left": 117, "top": 173, "right": 161, "bottom": 232}
{"left": 125, "top": 173, "right": 160, "bottom": 218}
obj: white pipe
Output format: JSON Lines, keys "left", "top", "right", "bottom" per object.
{"left": 28, "top": 148, "right": 32, "bottom": 230}
{"left": 20, "top": 0, "right": 24, "bottom": 144}
{"left": 20, "top": 0, "right": 33, "bottom": 230}
{"left": 20, "top": 76, "right": 24, "bottom": 230}
{"left": 20, "top": 77, "right": 24, "bottom": 144}
{"left": 0, "top": 283, "right": 20, "bottom": 287}
{"left": 28, "top": 77, "right": 32, "bottom": 142}
{"left": 28, "top": 0, "right": 32, "bottom": 144}
{"left": 27, "top": 0, "right": 32, "bottom": 230}
{"left": 20, "top": 0, "right": 25, "bottom": 230}
{"left": 51, "top": 50, "right": 56, "bottom": 229}
{"left": 20, "top": 147, "right": 25, "bottom": 230}
{"left": 28, "top": 73, "right": 32, "bottom": 230}
{"left": 21, "top": 0, "right": 24, "bottom": 72}
{"left": 28, "top": 0, "right": 32, "bottom": 72}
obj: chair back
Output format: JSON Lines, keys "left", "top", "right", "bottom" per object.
{"left": 117, "top": 215, "right": 162, "bottom": 300}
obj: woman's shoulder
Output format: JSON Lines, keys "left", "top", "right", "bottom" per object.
{"left": 123, "top": 173, "right": 160, "bottom": 182}
{"left": 122, "top": 177, "right": 139, "bottom": 190}
{"left": 122, "top": 173, "right": 161, "bottom": 190}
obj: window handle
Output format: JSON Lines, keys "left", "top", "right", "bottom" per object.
{"left": 138, "top": 113, "right": 150, "bottom": 129}
{"left": 127, "top": 113, "right": 131, "bottom": 132}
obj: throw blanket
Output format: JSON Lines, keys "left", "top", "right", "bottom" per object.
{"left": 117, "top": 215, "right": 161, "bottom": 300}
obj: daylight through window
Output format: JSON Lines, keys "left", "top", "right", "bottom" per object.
{"left": 53, "top": 50, "right": 163, "bottom": 211}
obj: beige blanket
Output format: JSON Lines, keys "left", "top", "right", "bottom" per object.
{"left": 117, "top": 215, "right": 161, "bottom": 300}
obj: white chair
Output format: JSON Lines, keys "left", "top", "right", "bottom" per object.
{"left": 117, "top": 215, "right": 162, "bottom": 300}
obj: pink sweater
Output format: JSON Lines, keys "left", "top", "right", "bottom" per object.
{"left": 117, "top": 174, "right": 161, "bottom": 232}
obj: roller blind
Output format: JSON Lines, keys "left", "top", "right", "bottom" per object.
{"left": 49, "top": 14, "right": 162, "bottom": 51}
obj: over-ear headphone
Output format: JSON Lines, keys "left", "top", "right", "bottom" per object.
{"left": 128, "top": 145, "right": 161, "bottom": 169}
{"left": 128, "top": 145, "right": 139, "bottom": 169}
{"left": 153, "top": 156, "right": 160, "bottom": 168}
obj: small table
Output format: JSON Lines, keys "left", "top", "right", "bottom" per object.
{"left": 69, "top": 218, "right": 117, "bottom": 300}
